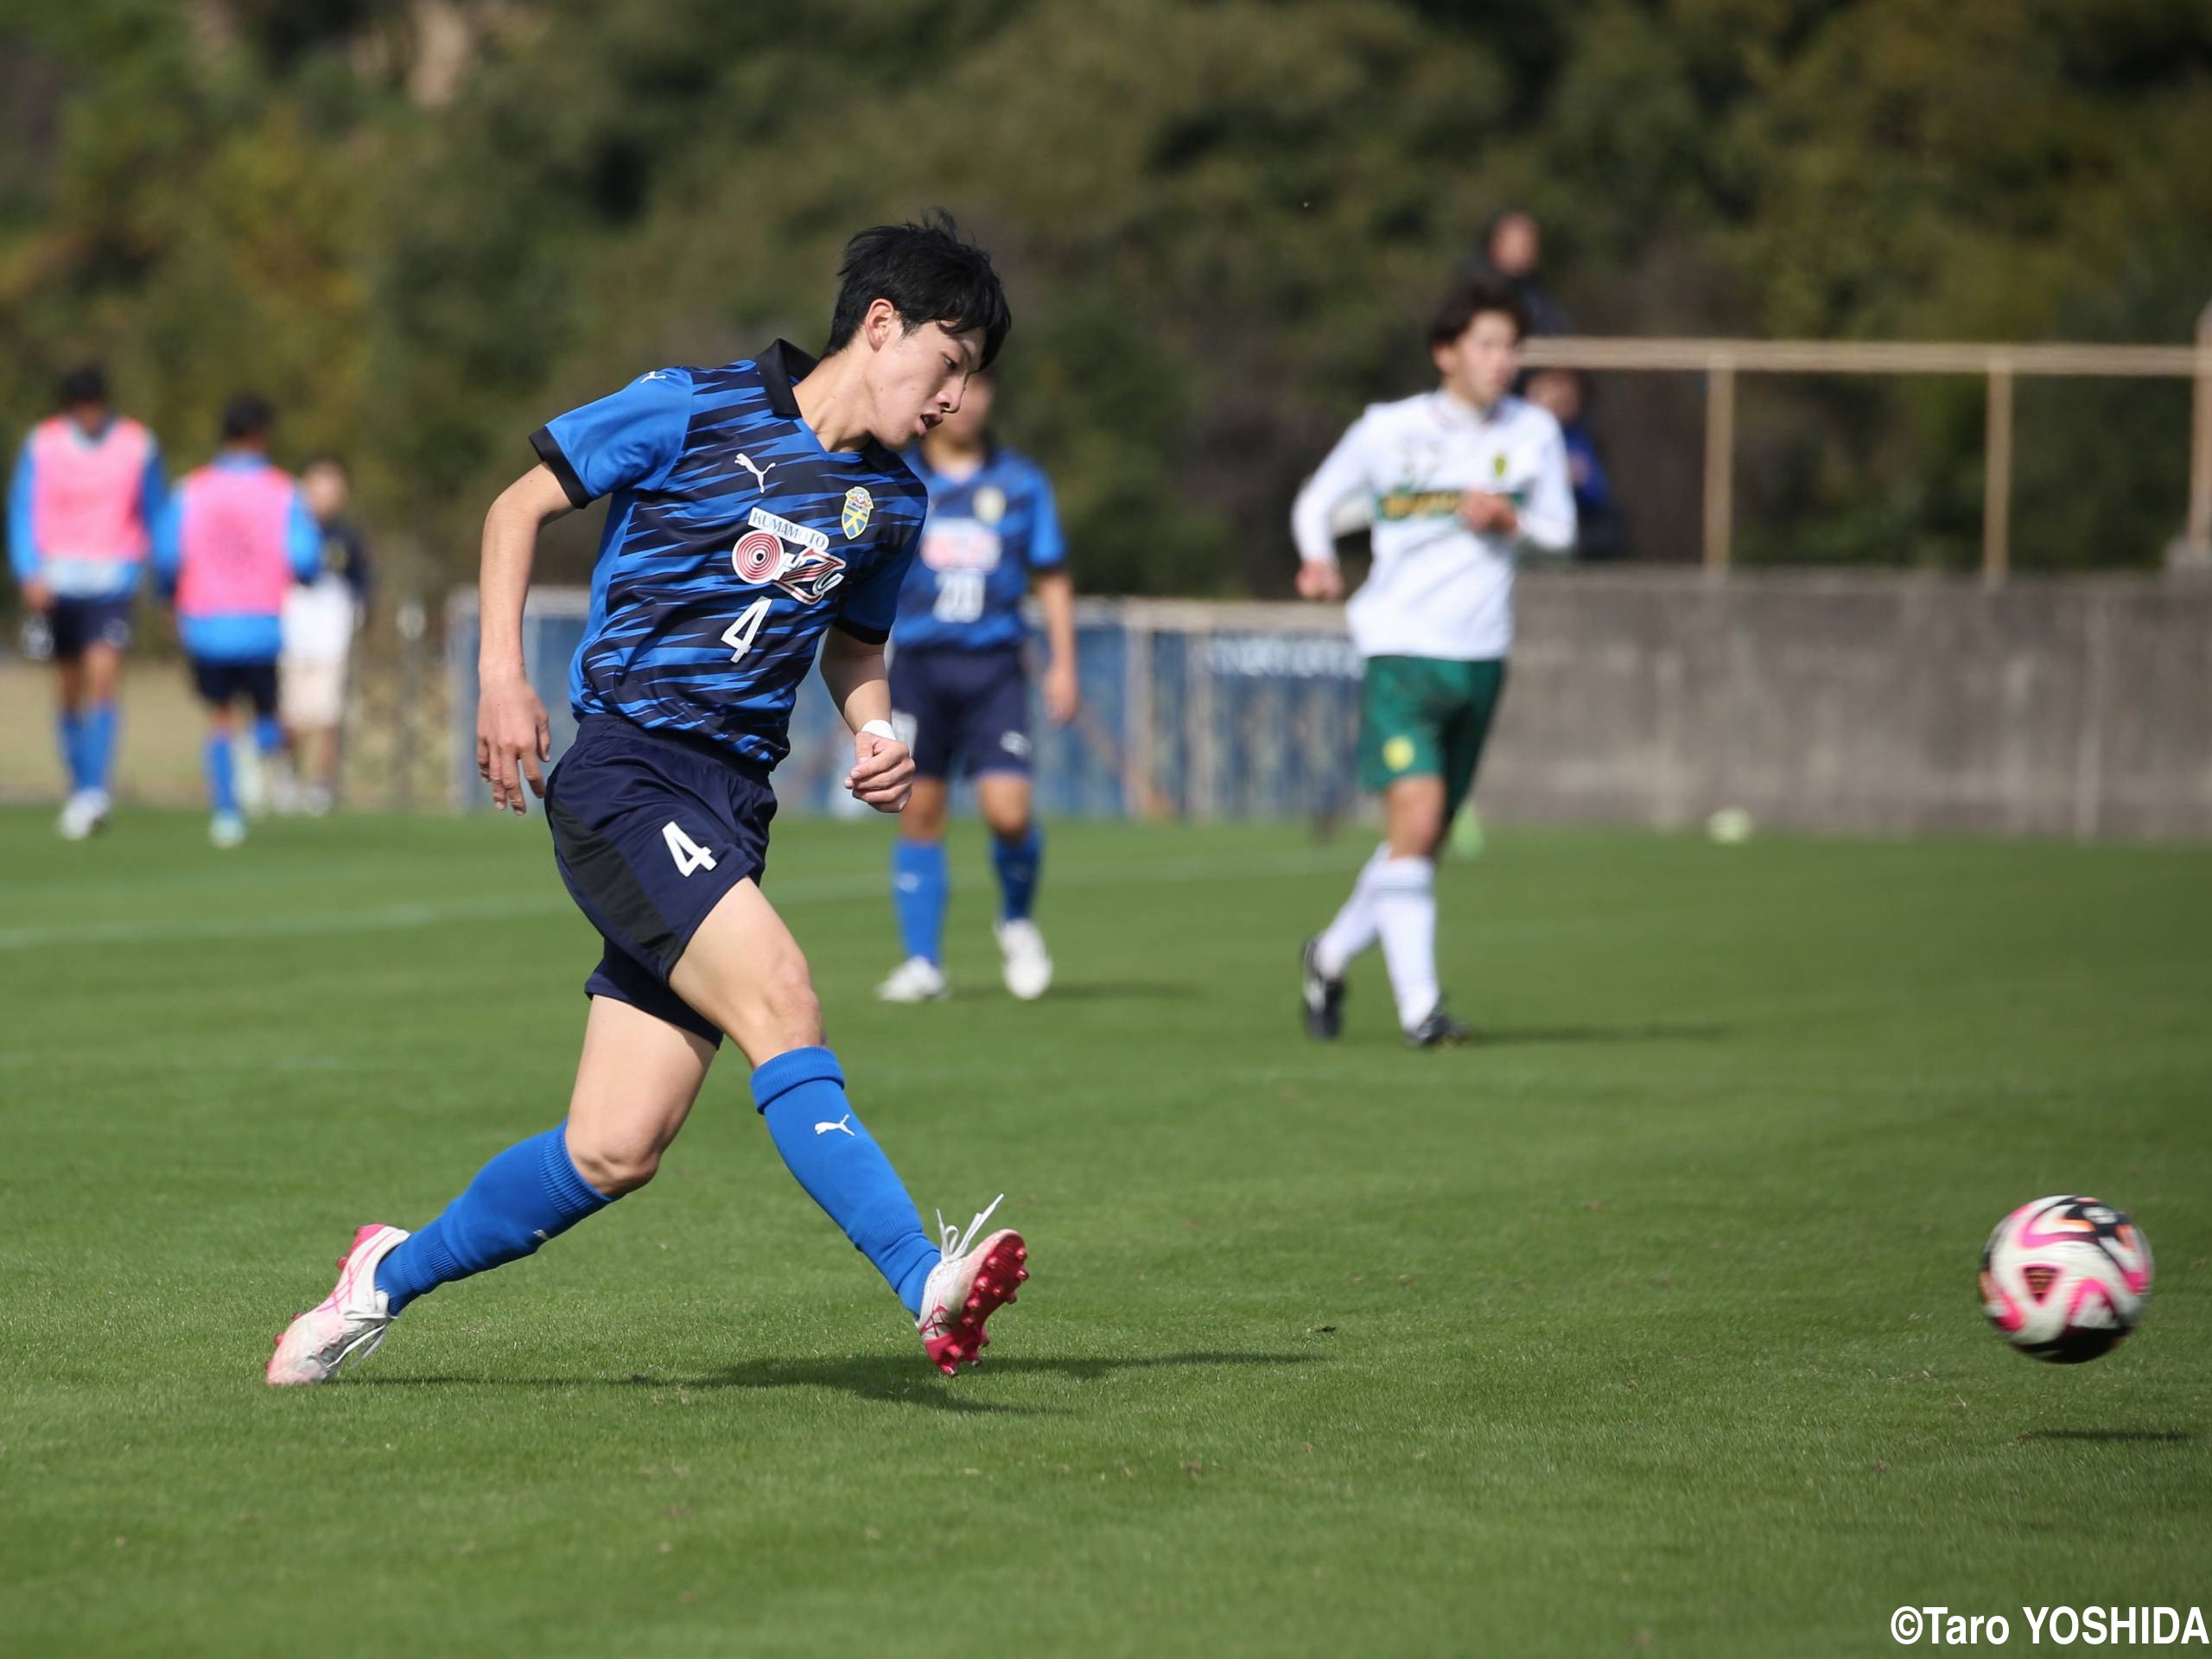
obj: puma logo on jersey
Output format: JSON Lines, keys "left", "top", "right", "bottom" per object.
{"left": 734, "top": 453, "right": 774, "bottom": 492}
{"left": 814, "top": 1114, "right": 855, "bottom": 1137}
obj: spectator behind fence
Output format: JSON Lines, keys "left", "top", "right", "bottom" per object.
{"left": 1471, "top": 209, "right": 1570, "bottom": 340}
{"left": 1525, "top": 368, "right": 1623, "bottom": 560}
{"left": 278, "top": 456, "right": 371, "bottom": 815}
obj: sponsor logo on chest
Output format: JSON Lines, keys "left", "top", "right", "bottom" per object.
{"left": 1381, "top": 439, "right": 1528, "bottom": 520}
{"left": 921, "top": 518, "right": 1003, "bottom": 572}
{"left": 732, "top": 505, "right": 846, "bottom": 603}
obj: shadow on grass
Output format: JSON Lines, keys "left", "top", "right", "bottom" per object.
{"left": 356, "top": 1351, "right": 1323, "bottom": 1417}
{"left": 2024, "top": 1428, "right": 2192, "bottom": 1445}
{"left": 676, "top": 1350, "right": 1325, "bottom": 1415}
{"left": 1028, "top": 981, "right": 1200, "bottom": 1002}
{"left": 1476, "top": 1022, "right": 1731, "bottom": 1047}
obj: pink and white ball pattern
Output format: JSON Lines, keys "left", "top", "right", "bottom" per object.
{"left": 1980, "top": 1195, "right": 2152, "bottom": 1364}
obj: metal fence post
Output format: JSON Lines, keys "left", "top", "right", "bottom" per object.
{"left": 393, "top": 594, "right": 427, "bottom": 810}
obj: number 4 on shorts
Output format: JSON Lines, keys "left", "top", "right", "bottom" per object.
{"left": 662, "top": 821, "right": 718, "bottom": 876}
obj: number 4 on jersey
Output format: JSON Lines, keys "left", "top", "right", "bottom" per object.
{"left": 722, "top": 596, "right": 772, "bottom": 662}
{"left": 663, "top": 821, "right": 718, "bottom": 876}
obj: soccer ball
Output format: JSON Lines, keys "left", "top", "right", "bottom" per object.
{"left": 1980, "top": 1195, "right": 2152, "bottom": 1363}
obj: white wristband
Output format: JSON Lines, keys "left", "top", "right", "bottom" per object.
{"left": 860, "top": 719, "right": 899, "bottom": 742}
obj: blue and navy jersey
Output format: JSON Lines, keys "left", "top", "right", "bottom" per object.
{"left": 891, "top": 446, "right": 1065, "bottom": 652}
{"left": 532, "top": 341, "right": 927, "bottom": 772}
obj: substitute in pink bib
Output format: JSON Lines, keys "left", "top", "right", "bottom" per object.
{"left": 7, "top": 363, "right": 169, "bottom": 835}
{"left": 152, "top": 393, "right": 321, "bottom": 847}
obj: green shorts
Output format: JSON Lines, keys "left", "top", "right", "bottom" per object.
{"left": 1356, "top": 655, "right": 1508, "bottom": 805}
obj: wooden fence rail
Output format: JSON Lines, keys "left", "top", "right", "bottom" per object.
{"left": 1519, "top": 313, "right": 2212, "bottom": 579}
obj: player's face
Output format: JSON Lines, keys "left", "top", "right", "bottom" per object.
{"left": 926, "top": 372, "right": 994, "bottom": 449}
{"left": 302, "top": 461, "right": 349, "bottom": 520}
{"left": 862, "top": 306, "right": 986, "bottom": 447}
{"left": 1433, "top": 311, "right": 1521, "bottom": 409}
{"left": 1526, "top": 369, "right": 1580, "bottom": 424}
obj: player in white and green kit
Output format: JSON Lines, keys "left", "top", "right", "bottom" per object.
{"left": 1290, "top": 278, "right": 1576, "bottom": 1046}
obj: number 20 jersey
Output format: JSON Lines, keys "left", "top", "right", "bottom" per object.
{"left": 890, "top": 445, "right": 1065, "bottom": 653}
{"left": 531, "top": 340, "right": 927, "bottom": 771}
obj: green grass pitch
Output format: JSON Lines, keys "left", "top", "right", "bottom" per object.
{"left": 2, "top": 807, "right": 2207, "bottom": 1656}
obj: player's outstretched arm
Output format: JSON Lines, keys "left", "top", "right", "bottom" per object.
{"left": 476, "top": 464, "right": 573, "bottom": 814}
{"left": 1291, "top": 414, "right": 1372, "bottom": 603}
{"left": 818, "top": 628, "right": 914, "bottom": 813}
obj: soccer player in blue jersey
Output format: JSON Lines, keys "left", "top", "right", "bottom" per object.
{"left": 875, "top": 372, "right": 1076, "bottom": 1003}
{"left": 269, "top": 218, "right": 1029, "bottom": 1385}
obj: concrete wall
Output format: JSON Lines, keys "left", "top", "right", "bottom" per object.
{"left": 1484, "top": 569, "right": 2212, "bottom": 839}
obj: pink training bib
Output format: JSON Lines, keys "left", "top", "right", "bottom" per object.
{"left": 175, "top": 463, "right": 301, "bottom": 618}
{"left": 29, "top": 416, "right": 154, "bottom": 563}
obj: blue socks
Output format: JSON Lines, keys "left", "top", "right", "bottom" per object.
{"left": 374, "top": 1128, "right": 613, "bottom": 1314}
{"left": 200, "top": 720, "right": 279, "bottom": 814}
{"left": 752, "top": 1046, "right": 938, "bottom": 1317}
{"left": 992, "top": 824, "right": 1044, "bottom": 922}
{"left": 892, "top": 840, "right": 949, "bottom": 965}
{"left": 894, "top": 826, "right": 1046, "bottom": 954}
{"left": 368, "top": 1051, "right": 931, "bottom": 1321}
{"left": 204, "top": 734, "right": 238, "bottom": 816}
{"left": 81, "top": 703, "right": 118, "bottom": 793}
{"left": 59, "top": 711, "right": 86, "bottom": 791}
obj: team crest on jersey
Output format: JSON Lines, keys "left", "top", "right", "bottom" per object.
{"left": 1492, "top": 452, "right": 1509, "bottom": 479}
{"left": 841, "top": 486, "right": 874, "bottom": 539}
{"left": 974, "top": 486, "right": 1007, "bottom": 526}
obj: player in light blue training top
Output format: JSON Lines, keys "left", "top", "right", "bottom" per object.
{"left": 876, "top": 372, "right": 1077, "bottom": 1003}
{"left": 267, "top": 217, "right": 1032, "bottom": 1386}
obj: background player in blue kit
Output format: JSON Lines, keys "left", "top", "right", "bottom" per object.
{"left": 875, "top": 372, "right": 1077, "bottom": 1003}
{"left": 269, "top": 217, "right": 1030, "bottom": 1386}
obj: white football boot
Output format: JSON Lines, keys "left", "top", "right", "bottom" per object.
{"left": 56, "top": 789, "right": 111, "bottom": 842}
{"left": 875, "top": 956, "right": 949, "bottom": 1003}
{"left": 209, "top": 810, "right": 247, "bottom": 849}
{"left": 995, "top": 918, "right": 1052, "bottom": 1001}
{"left": 916, "top": 1195, "right": 1027, "bottom": 1376}
{"left": 266, "top": 1224, "right": 409, "bottom": 1386}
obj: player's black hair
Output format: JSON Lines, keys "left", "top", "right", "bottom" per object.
{"left": 1429, "top": 276, "right": 1529, "bottom": 347}
{"left": 57, "top": 363, "right": 108, "bottom": 408}
{"left": 220, "top": 393, "right": 276, "bottom": 442}
{"left": 824, "top": 212, "right": 1012, "bottom": 369}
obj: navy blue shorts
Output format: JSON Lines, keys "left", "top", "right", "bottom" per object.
{"left": 889, "top": 645, "right": 1032, "bottom": 780}
{"left": 190, "top": 658, "right": 279, "bottom": 715}
{"left": 543, "top": 715, "right": 777, "bottom": 1045}
{"left": 50, "top": 596, "right": 134, "bottom": 659}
